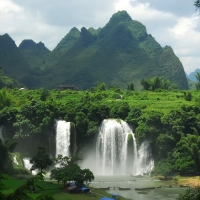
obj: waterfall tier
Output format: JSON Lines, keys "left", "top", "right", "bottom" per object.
{"left": 96, "top": 119, "right": 154, "bottom": 175}
{"left": 0, "top": 126, "right": 4, "bottom": 142}
{"left": 23, "top": 158, "right": 38, "bottom": 175}
{"left": 55, "top": 120, "right": 71, "bottom": 157}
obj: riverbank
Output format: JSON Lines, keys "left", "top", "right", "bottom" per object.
{"left": 176, "top": 176, "right": 200, "bottom": 187}
{"left": 154, "top": 176, "right": 200, "bottom": 188}
{"left": 1, "top": 178, "right": 128, "bottom": 200}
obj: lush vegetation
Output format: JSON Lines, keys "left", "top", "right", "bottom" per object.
{"left": 0, "top": 80, "right": 200, "bottom": 178}
{"left": 0, "top": 68, "right": 22, "bottom": 89}
{"left": 0, "top": 172, "right": 106, "bottom": 200}
{"left": 50, "top": 155, "right": 94, "bottom": 187}
{"left": 178, "top": 186, "right": 200, "bottom": 200}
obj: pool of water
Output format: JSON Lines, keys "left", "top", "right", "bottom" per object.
{"left": 89, "top": 175, "right": 186, "bottom": 200}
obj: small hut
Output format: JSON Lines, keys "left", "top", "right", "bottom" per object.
{"left": 57, "top": 84, "right": 76, "bottom": 90}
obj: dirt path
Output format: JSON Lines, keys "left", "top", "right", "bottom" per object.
{"left": 178, "top": 176, "right": 200, "bottom": 187}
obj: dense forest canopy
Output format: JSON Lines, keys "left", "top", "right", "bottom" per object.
{"left": 0, "top": 81, "right": 200, "bottom": 177}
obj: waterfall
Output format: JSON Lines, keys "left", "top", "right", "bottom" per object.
{"left": 96, "top": 119, "right": 138, "bottom": 175}
{"left": 23, "top": 158, "right": 38, "bottom": 175}
{"left": 55, "top": 120, "right": 71, "bottom": 157}
{"left": 0, "top": 126, "right": 4, "bottom": 142}
{"left": 96, "top": 119, "right": 154, "bottom": 175}
{"left": 135, "top": 141, "right": 154, "bottom": 175}
{"left": 13, "top": 155, "right": 19, "bottom": 165}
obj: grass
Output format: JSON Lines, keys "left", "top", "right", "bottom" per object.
{"left": 1, "top": 179, "right": 127, "bottom": 200}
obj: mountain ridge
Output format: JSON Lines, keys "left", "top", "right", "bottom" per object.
{"left": 0, "top": 10, "right": 189, "bottom": 90}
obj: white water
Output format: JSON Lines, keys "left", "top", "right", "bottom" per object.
{"left": 13, "top": 155, "right": 19, "bottom": 165}
{"left": 23, "top": 158, "right": 38, "bottom": 175}
{"left": 0, "top": 126, "right": 4, "bottom": 142}
{"left": 135, "top": 141, "right": 154, "bottom": 175}
{"left": 96, "top": 119, "right": 154, "bottom": 175}
{"left": 55, "top": 120, "right": 71, "bottom": 157}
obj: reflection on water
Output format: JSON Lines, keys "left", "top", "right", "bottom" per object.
{"left": 90, "top": 176, "right": 186, "bottom": 200}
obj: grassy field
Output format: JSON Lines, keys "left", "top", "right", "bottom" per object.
{"left": 2, "top": 178, "right": 127, "bottom": 200}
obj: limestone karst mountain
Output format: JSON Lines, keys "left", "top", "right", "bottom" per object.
{"left": 0, "top": 11, "right": 189, "bottom": 90}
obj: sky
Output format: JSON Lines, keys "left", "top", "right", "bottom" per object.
{"left": 0, "top": 0, "right": 199, "bottom": 74}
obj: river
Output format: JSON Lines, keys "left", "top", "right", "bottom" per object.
{"left": 89, "top": 175, "right": 186, "bottom": 200}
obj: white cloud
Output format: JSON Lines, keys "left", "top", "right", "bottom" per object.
{"left": 115, "top": 0, "right": 173, "bottom": 22}
{"left": 167, "top": 15, "right": 200, "bottom": 73}
{"left": 0, "top": 0, "right": 22, "bottom": 13}
{"left": 170, "top": 16, "right": 199, "bottom": 38}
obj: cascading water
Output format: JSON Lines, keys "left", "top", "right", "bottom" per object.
{"left": 13, "top": 155, "right": 19, "bottom": 165}
{"left": 134, "top": 141, "right": 154, "bottom": 175}
{"left": 0, "top": 126, "right": 4, "bottom": 142}
{"left": 23, "top": 158, "right": 38, "bottom": 175}
{"left": 96, "top": 119, "right": 138, "bottom": 175}
{"left": 55, "top": 120, "right": 71, "bottom": 157}
{"left": 96, "top": 119, "right": 154, "bottom": 175}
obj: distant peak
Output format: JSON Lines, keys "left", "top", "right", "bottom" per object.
{"left": 80, "top": 27, "right": 96, "bottom": 46}
{"left": 18, "top": 40, "right": 48, "bottom": 50}
{"left": 69, "top": 27, "right": 80, "bottom": 33}
{"left": 109, "top": 10, "right": 132, "bottom": 24}
{"left": 18, "top": 39, "right": 36, "bottom": 50}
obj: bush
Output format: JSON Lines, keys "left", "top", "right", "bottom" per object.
{"left": 177, "top": 187, "right": 200, "bottom": 200}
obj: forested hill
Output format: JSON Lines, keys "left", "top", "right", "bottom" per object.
{"left": 0, "top": 11, "right": 189, "bottom": 90}
{"left": 0, "top": 34, "right": 33, "bottom": 87}
{"left": 18, "top": 39, "right": 50, "bottom": 70}
{"left": 0, "top": 68, "right": 22, "bottom": 89}
{"left": 31, "top": 11, "right": 188, "bottom": 90}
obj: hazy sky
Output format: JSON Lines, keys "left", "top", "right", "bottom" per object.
{"left": 0, "top": 0, "right": 199, "bottom": 74}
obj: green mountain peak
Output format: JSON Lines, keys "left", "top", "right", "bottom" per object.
{"left": 0, "top": 11, "right": 189, "bottom": 90}
{"left": 80, "top": 27, "right": 97, "bottom": 46}
{"left": 109, "top": 10, "right": 132, "bottom": 24}
{"left": 19, "top": 39, "right": 36, "bottom": 50}
{"left": 52, "top": 27, "right": 80, "bottom": 53}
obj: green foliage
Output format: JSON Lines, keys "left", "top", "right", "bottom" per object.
{"left": 125, "top": 107, "right": 141, "bottom": 127}
{"left": 153, "top": 159, "right": 175, "bottom": 178}
{"left": 156, "top": 134, "right": 175, "bottom": 158}
{"left": 174, "top": 134, "right": 200, "bottom": 174}
{"left": 0, "top": 174, "right": 55, "bottom": 200}
{"left": 127, "top": 83, "right": 134, "bottom": 91}
{"left": 109, "top": 101, "right": 130, "bottom": 119}
{"left": 183, "top": 91, "right": 192, "bottom": 101}
{"left": 0, "top": 139, "right": 18, "bottom": 174}
{"left": 30, "top": 147, "right": 53, "bottom": 172}
{"left": 50, "top": 155, "right": 94, "bottom": 187}
{"left": 2, "top": 88, "right": 200, "bottom": 176}
{"left": 0, "top": 89, "right": 13, "bottom": 110}
{"left": 177, "top": 186, "right": 200, "bottom": 200}
{"left": 141, "top": 76, "right": 171, "bottom": 91}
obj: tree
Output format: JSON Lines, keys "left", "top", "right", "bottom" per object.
{"left": 141, "top": 76, "right": 171, "bottom": 91}
{"left": 50, "top": 155, "right": 94, "bottom": 187}
{"left": 30, "top": 147, "right": 53, "bottom": 172}
{"left": 0, "top": 173, "right": 55, "bottom": 200}
{"left": 154, "top": 159, "right": 175, "bottom": 179}
{"left": 0, "top": 139, "right": 18, "bottom": 173}
{"left": 194, "top": 0, "right": 200, "bottom": 10}
{"left": 177, "top": 186, "right": 200, "bottom": 200}
{"left": 195, "top": 72, "right": 200, "bottom": 90}
{"left": 174, "top": 134, "right": 200, "bottom": 174}
{"left": 127, "top": 83, "right": 134, "bottom": 91}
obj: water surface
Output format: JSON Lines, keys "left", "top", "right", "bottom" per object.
{"left": 90, "top": 175, "right": 186, "bottom": 200}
